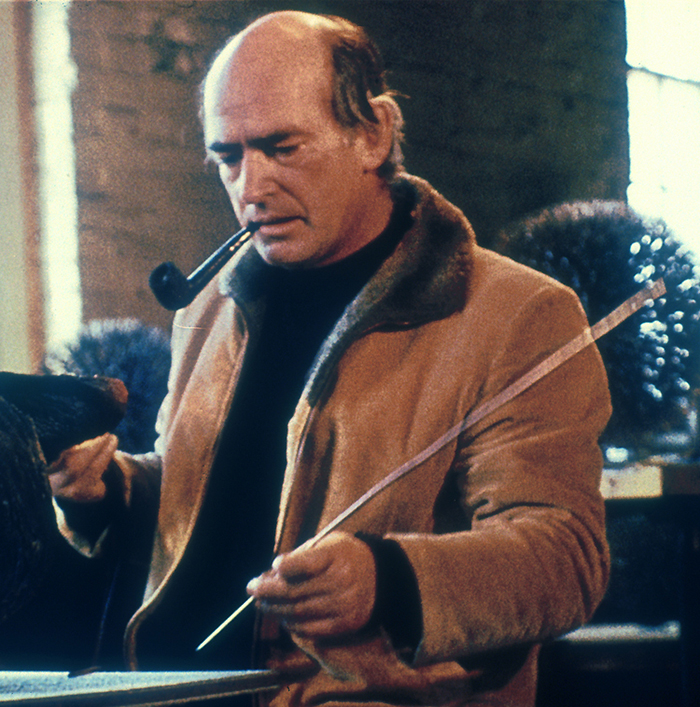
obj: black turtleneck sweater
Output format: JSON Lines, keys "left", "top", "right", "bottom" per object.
{"left": 136, "top": 188, "right": 419, "bottom": 670}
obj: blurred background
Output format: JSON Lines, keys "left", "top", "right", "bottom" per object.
{"left": 0, "top": 0, "right": 646, "bottom": 371}
{"left": 4, "top": 0, "right": 697, "bottom": 370}
{"left": 1, "top": 1, "right": 699, "bottom": 704}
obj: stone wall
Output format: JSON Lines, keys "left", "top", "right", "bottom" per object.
{"left": 67, "top": 0, "right": 629, "bottom": 329}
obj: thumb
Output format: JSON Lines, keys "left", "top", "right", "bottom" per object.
{"left": 273, "top": 540, "right": 331, "bottom": 582}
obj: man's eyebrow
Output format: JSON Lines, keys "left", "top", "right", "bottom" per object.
{"left": 207, "top": 133, "right": 294, "bottom": 154}
{"left": 207, "top": 140, "right": 240, "bottom": 153}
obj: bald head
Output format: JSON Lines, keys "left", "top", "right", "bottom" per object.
{"left": 205, "top": 13, "right": 332, "bottom": 91}
{"left": 199, "top": 12, "right": 402, "bottom": 269}
{"left": 231, "top": 10, "right": 342, "bottom": 50}
{"left": 203, "top": 13, "right": 334, "bottom": 133}
{"left": 203, "top": 11, "right": 404, "bottom": 181}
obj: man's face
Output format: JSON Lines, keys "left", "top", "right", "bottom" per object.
{"left": 202, "top": 31, "right": 380, "bottom": 269}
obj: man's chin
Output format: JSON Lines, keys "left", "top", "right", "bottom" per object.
{"left": 254, "top": 240, "right": 314, "bottom": 269}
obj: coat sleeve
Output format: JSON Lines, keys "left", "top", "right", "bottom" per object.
{"left": 387, "top": 283, "right": 612, "bottom": 666}
{"left": 54, "top": 450, "right": 162, "bottom": 558}
{"left": 53, "top": 297, "right": 211, "bottom": 558}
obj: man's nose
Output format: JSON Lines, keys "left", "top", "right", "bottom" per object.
{"left": 236, "top": 150, "right": 275, "bottom": 205}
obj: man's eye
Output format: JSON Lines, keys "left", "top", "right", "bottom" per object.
{"left": 267, "top": 144, "right": 298, "bottom": 159}
{"left": 217, "top": 148, "right": 242, "bottom": 166}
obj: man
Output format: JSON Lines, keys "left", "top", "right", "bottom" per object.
{"left": 49, "top": 11, "right": 612, "bottom": 706}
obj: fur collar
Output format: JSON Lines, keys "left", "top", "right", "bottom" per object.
{"left": 221, "top": 174, "right": 476, "bottom": 402}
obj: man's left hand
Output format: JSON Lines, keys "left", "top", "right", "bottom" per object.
{"left": 247, "top": 531, "right": 376, "bottom": 638}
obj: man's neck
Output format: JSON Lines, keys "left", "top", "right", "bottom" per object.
{"left": 310, "top": 178, "right": 395, "bottom": 269}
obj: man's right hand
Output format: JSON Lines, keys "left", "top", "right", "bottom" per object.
{"left": 48, "top": 433, "right": 119, "bottom": 503}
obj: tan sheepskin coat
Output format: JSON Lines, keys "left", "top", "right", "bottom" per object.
{"left": 60, "top": 175, "right": 612, "bottom": 707}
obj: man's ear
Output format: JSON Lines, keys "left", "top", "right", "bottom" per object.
{"left": 357, "top": 95, "right": 396, "bottom": 172}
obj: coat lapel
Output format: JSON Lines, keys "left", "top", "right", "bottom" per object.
{"left": 270, "top": 175, "right": 476, "bottom": 551}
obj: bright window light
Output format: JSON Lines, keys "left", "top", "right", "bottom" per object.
{"left": 626, "top": 0, "right": 700, "bottom": 82}
{"left": 32, "top": 0, "right": 82, "bottom": 351}
{"left": 625, "top": 0, "right": 700, "bottom": 258}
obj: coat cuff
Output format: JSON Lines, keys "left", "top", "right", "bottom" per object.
{"left": 355, "top": 532, "right": 422, "bottom": 660}
{"left": 53, "top": 461, "right": 124, "bottom": 557}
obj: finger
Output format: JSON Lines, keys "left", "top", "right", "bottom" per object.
{"left": 251, "top": 532, "right": 371, "bottom": 601}
{"left": 248, "top": 533, "right": 377, "bottom": 638}
{"left": 283, "top": 616, "right": 342, "bottom": 638}
{"left": 251, "top": 573, "right": 374, "bottom": 634}
{"left": 48, "top": 433, "right": 116, "bottom": 475}
{"left": 272, "top": 541, "right": 333, "bottom": 582}
{"left": 275, "top": 594, "right": 369, "bottom": 638}
{"left": 247, "top": 567, "right": 329, "bottom": 602}
{"left": 270, "top": 530, "right": 361, "bottom": 582}
{"left": 89, "top": 433, "right": 119, "bottom": 470}
{"left": 56, "top": 433, "right": 118, "bottom": 470}
{"left": 49, "top": 468, "right": 107, "bottom": 502}
{"left": 48, "top": 469, "right": 71, "bottom": 496}
{"left": 47, "top": 433, "right": 118, "bottom": 502}
{"left": 256, "top": 590, "right": 344, "bottom": 634}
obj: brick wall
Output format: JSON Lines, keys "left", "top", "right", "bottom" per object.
{"left": 68, "top": 0, "right": 628, "bottom": 330}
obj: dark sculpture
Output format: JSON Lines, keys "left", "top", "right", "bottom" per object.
{"left": 0, "top": 373, "right": 127, "bottom": 625}
{"left": 496, "top": 200, "right": 700, "bottom": 454}
{"left": 42, "top": 319, "right": 171, "bottom": 455}
{"left": 497, "top": 201, "right": 695, "bottom": 634}
{"left": 1, "top": 318, "right": 170, "bottom": 670}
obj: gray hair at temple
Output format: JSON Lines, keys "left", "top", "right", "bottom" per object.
{"left": 320, "top": 15, "right": 405, "bottom": 182}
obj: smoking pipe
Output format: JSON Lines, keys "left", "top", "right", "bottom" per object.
{"left": 149, "top": 223, "right": 258, "bottom": 310}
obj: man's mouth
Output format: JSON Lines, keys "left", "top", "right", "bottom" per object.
{"left": 252, "top": 217, "right": 303, "bottom": 237}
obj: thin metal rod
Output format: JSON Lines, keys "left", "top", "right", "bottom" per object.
{"left": 197, "top": 596, "right": 255, "bottom": 651}
{"left": 196, "top": 278, "right": 666, "bottom": 652}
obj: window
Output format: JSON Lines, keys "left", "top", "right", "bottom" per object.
{"left": 33, "top": 0, "right": 82, "bottom": 352}
{"left": 626, "top": 0, "right": 700, "bottom": 256}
